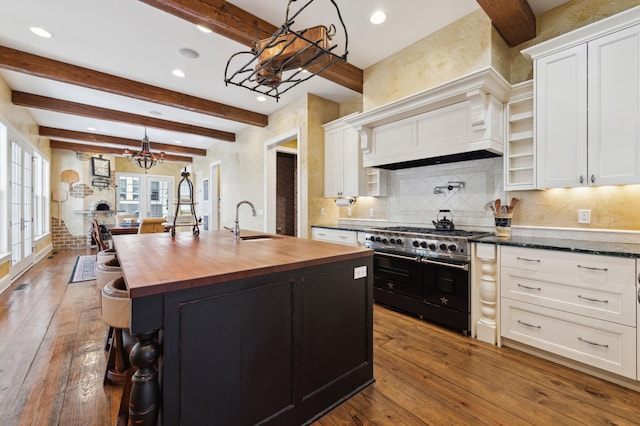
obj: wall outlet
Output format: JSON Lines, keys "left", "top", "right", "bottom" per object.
{"left": 369, "top": 208, "right": 375, "bottom": 218}
{"left": 578, "top": 209, "right": 590, "bottom": 224}
{"left": 347, "top": 207, "right": 352, "bottom": 217}
{"left": 320, "top": 208, "right": 326, "bottom": 216}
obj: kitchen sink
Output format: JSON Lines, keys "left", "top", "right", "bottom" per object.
{"left": 239, "top": 234, "right": 281, "bottom": 241}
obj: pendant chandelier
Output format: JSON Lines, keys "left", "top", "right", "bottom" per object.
{"left": 224, "top": 0, "right": 349, "bottom": 101}
{"left": 123, "top": 128, "right": 165, "bottom": 172}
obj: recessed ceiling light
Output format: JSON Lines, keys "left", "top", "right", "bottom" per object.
{"left": 30, "top": 26, "right": 53, "bottom": 38}
{"left": 179, "top": 48, "right": 200, "bottom": 59}
{"left": 174, "top": 140, "right": 183, "bottom": 144}
{"left": 172, "top": 69, "right": 186, "bottom": 78}
{"left": 87, "top": 127, "right": 96, "bottom": 131}
{"left": 256, "top": 95, "right": 267, "bottom": 102}
{"left": 370, "top": 10, "right": 387, "bottom": 25}
{"left": 149, "top": 110, "right": 162, "bottom": 116}
{"left": 196, "top": 24, "right": 212, "bottom": 33}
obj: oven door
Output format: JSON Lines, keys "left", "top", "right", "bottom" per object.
{"left": 373, "top": 252, "right": 422, "bottom": 298}
{"left": 420, "top": 258, "right": 469, "bottom": 313}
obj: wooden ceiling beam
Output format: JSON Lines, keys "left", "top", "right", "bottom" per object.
{"left": 50, "top": 140, "right": 193, "bottom": 163}
{"left": 0, "top": 45, "right": 268, "bottom": 127}
{"left": 476, "top": 0, "right": 536, "bottom": 47}
{"left": 13, "top": 91, "right": 235, "bottom": 142}
{"left": 39, "top": 127, "right": 207, "bottom": 156}
{"left": 138, "top": 0, "right": 364, "bottom": 93}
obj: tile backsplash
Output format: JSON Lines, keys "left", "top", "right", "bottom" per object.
{"left": 342, "top": 157, "right": 505, "bottom": 230}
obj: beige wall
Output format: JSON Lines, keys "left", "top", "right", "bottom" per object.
{"left": 191, "top": 94, "right": 339, "bottom": 238}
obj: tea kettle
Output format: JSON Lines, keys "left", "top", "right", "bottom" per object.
{"left": 432, "top": 209, "right": 455, "bottom": 231}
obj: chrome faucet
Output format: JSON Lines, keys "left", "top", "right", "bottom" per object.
{"left": 225, "top": 200, "right": 257, "bottom": 238}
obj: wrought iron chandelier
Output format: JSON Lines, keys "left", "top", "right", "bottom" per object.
{"left": 224, "top": 0, "right": 349, "bottom": 100}
{"left": 123, "top": 128, "right": 165, "bottom": 172}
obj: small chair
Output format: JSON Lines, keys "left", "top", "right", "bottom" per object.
{"left": 138, "top": 217, "right": 166, "bottom": 234}
{"left": 97, "top": 248, "right": 117, "bottom": 265}
{"left": 90, "top": 217, "right": 109, "bottom": 251}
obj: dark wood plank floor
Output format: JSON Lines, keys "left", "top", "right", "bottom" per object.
{"left": 2, "top": 248, "right": 640, "bottom": 425}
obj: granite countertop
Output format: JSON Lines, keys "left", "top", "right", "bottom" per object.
{"left": 311, "top": 224, "right": 373, "bottom": 232}
{"left": 474, "top": 235, "right": 640, "bottom": 258}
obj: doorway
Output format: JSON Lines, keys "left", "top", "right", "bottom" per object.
{"left": 209, "top": 162, "right": 221, "bottom": 230}
{"left": 276, "top": 152, "right": 297, "bottom": 236}
{"left": 10, "top": 138, "right": 33, "bottom": 280}
{"left": 265, "top": 129, "right": 300, "bottom": 236}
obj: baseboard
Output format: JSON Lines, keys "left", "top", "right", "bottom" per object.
{"left": 34, "top": 243, "right": 53, "bottom": 264}
{"left": 0, "top": 274, "right": 10, "bottom": 295}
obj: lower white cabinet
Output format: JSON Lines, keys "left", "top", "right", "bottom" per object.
{"left": 500, "top": 246, "right": 637, "bottom": 380}
{"left": 311, "top": 227, "right": 357, "bottom": 246}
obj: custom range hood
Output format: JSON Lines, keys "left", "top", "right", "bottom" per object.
{"left": 346, "top": 67, "right": 511, "bottom": 170}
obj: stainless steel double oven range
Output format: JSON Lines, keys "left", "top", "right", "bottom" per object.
{"left": 364, "top": 226, "right": 490, "bottom": 335}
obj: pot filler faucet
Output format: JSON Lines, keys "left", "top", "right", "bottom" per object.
{"left": 225, "top": 200, "right": 257, "bottom": 238}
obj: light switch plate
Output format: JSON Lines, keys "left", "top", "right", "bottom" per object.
{"left": 354, "top": 266, "right": 367, "bottom": 280}
{"left": 578, "top": 209, "right": 590, "bottom": 224}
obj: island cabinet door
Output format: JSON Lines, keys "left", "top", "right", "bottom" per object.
{"left": 162, "top": 277, "right": 295, "bottom": 425}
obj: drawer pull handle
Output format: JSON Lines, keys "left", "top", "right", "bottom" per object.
{"left": 318, "top": 233, "right": 326, "bottom": 236}
{"left": 517, "top": 257, "right": 540, "bottom": 263}
{"left": 517, "top": 320, "right": 541, "bottom": 329}
{"left": 577, "top": 265, "right": 608, "bottom": 272}
{"left": 578, "top": 337, "right": 609, "bottom": 348}
{"left": 387, "top": 282, "right": 394, "bottom": 289}
{"left": 577, "top": 294, "right": 609, "bottom": 304}
{"left": 339, "top": 235, "right": 348, "bottom": 239}
{"left": 517, "top": 284, "right": 541, "bottom": 291}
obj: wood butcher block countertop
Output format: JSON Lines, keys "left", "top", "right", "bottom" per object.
{"left": 112, "top": 230, "right": 373, "bottom": 298}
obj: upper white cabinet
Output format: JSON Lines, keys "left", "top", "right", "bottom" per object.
{"left": 526, "top": 7, "right": 640, "bottom": 188}
{"left": 323, "top": 114, "right": 387, "bottom": 198}
{"left": 324, "top": 120, "right": 361, "bottom": 197}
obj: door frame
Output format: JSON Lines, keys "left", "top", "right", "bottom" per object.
{"left": 9, "top": 137, "right": 34, "bottom": 281}
{"left": 264, "top": 128, "right": 301, "bottom": 236}
{"left": 209, "top": 160, "right": 221, "bottom": 230}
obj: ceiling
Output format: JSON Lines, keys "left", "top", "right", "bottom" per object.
{"left": 0, "top": 0, "right": 570, "bottom": 161}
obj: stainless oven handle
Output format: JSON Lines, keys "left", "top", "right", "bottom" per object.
{"left": 375, "top": 252, "right": 420, "bottom": 262}
{"left": 420, "top": 258, "right": 469, "bottom": 271}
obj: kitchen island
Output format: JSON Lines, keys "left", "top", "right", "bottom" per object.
{"left": 112, "top": 230, "right": 374, "bottom": 425}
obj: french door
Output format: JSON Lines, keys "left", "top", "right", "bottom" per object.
{"left": 10, "top": 139, "right": 33, "bottom": 280}
{"left": 116, "top": 173, "right": 173, "bottom": 219}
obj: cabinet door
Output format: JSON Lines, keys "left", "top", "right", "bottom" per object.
{"left": 341, "top": 126, "right": 362, "bottom": 197}
{"left": 324, "top": 128, "right": 343, "bottom": 197}
{"left": 536, "top": 45, "right": 588, "bottom": 188}
{"left": 588, "top": 25, "right": 640, "bottom": 186}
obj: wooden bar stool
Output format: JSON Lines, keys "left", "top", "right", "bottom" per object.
{"left": 97, "top": 248, "right": 116, "bottom": 265}
{"left": 96, "top": 258, "right": 122, "bottom": 354}
{"left": 101, "top": 277, "right": 133, "bottom": 384}
{"left": 101, "top": 277, "right": 135, "bottom": 424}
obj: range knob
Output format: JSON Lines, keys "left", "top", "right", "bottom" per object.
{"left": 448, "top": 244, "right": 458, "bottom": 252}
{"left": 375, "top": 236, "right": 381, "bottom": 242}
{"left": 420, "top": 241, "right": 428, "bottom": 249}
{"left": 439, "top": 243, "right": 447, "bottom": 251}
{"left": 396, "top": 239, "right": 403, "bottom": 245}
{"left": 413, "top": 241, "right": 420, "bottom": 248}
{"left": 428, "top": 243, "right": 437, "bottom": 251}
{"left": 389, "top": 238, "right": 396, "bottom": 244}
{"left": 381, "top": 238, "right": 388, "bottom": 244}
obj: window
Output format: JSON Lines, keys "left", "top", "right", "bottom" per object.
{"left": 33, "top": 151, "right": 50, "bottom": 238}
{"left": 116, "top": 173, "right": 173, "bottom": 219}
{"left": 0, "top": 122, "right": 7, "bottom": 254}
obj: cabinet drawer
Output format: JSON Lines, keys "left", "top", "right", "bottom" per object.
{"left": 501, "top": 246, "right": 635, "bottom": 285}
{"left": 311, "top": 228, "right": 357, "bottom": 246}
{"left": 501, "top": 299, "right": 636, "bottom": 379}
{"left": 501, "top": 267, "right": 636, "bottom": 326}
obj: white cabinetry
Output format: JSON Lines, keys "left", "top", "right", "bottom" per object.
{"left": 323, "top": 115, "right": 387, "bottom": 197}
{"left": 527, "top": 13, "right": 640, "bottom": 188}
{"left": 500, "top": 246, "right": 637, "bottom": 379}
{"left": 311, "top": 227, "right": 357, "bottom": 246}
{"left": 324, "top": 118, "right": 361, "bottom": 197}
{"left": 504, "top": 81, "right": 535, "bottom": 190}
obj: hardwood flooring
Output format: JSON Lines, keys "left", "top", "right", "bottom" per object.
{"left": 2, "top": 248, "right": 640, "bottom": 425}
